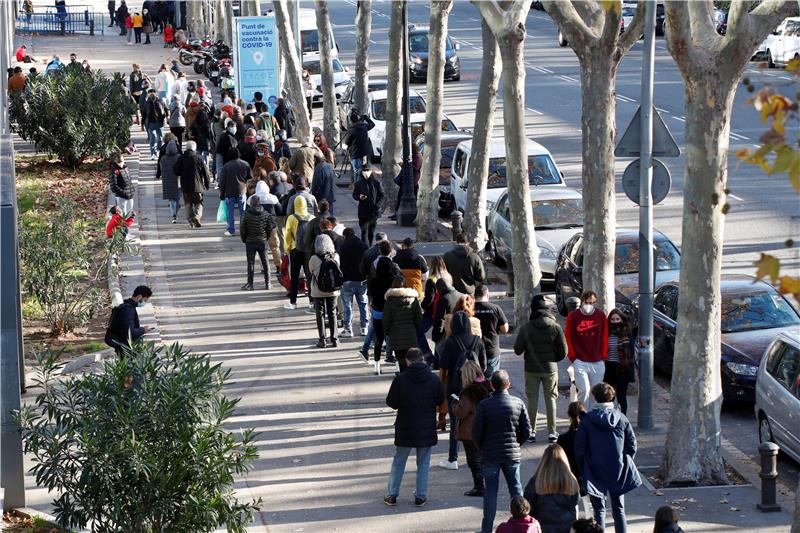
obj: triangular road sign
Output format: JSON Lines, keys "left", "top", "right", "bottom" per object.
{"left": 615, "top": 105, "right": 680, "bottom": 158}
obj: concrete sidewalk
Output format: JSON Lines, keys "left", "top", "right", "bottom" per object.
{"left": 15, "top": 34, "right": 797, "bottom": 533}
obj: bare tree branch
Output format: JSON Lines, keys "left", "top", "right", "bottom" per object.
{"left": 543, "top": 0, "right": 598, "bottom": 49}
{"left": 598, "top": 2, "right": 623, "bottom": 52}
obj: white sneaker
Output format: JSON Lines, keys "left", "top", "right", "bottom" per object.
{"left": 374, "top": 360, "right": 381, "bottom": 375}
{"left": 223, "top": 231, "right": 234, "bottom": 236}
{"left": 283, "top": 302, "right": 297, "bottom": 310}
{"left": 340, "top": 328, "right": 353, "bottom": 338}
{"left": 360, "top": 326, "right": 368, "bottom": 336}
{"left": 438, "top": 460, "right": 458, "bottom": 470}
{"left": 150, "top": 154, "right": 156, "bottom": 160}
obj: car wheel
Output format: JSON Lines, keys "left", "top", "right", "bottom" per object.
{"left": 558, "top": 31, "right": 568, "bottom": 47}
{"left": 452, "top": 72, "right": 461, "bottom": 82}
{"left": 767, "top": 50, "right": 775, "bottom": 69}
{"left": 555, "top": 285, "right": 567, "bottom": 316}
{"left": 758, "top": 414, "right": 774, "bottom": 445}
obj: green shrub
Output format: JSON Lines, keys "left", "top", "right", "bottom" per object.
{"left": 9, "top": 70, "right": 136, "bottom": 168}
{"left": 19, "top": 202, "right": 103, "bottom": 336}
{"left": 16, "top": 343, "right": 261, "bottom": 532}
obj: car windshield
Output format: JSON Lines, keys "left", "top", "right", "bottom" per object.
{"left": 372, "top": 96, "right": 426, "bottom": 121}
{"left": 303, "top": 59, "right": 344, "bottom": 75}
{"left": 785, "top": 20, "right": 800, "bottom": 37}
{"left": 300, "top": 30, "right": 319, "bottom": 53}
{"left": 441, "top": 146, "right": 456, "bottom": 169}
{"left": 487, "top": 155, "right": 562, "bottom": 188}
{"left": 622, "top": 5, "right": 636, "bottom": 16}
{"left": 408, "top": 33, "right": 453, "bottom": 52}
{"left": 410, "top": 119, "right": 457, "bottom": 140}
{"left": 614, "top": 239, "right": 681, "bottom": 274}
{"left": 721, "top": 291, "right": 800, "bottom": 333}
{"left": 532, "top": 198, "right": 584, "bottom": 229}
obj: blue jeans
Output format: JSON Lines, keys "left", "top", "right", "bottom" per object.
{"left": 351, "top": 157, "right": 362, "bottom": 181}
{"left": 417, "top": 316, "right": 433, "bottom": 355}
{"left": 225, "top": 196, "right": 244, "bottom": 234}
{"left": 481, "top": 462, "right": 522, "bottom": 533}
{"left": 341, "top": 281, "right": 368, "bottom": 331}
{"left": 590, "top": 493, "right": 626, "bottom": 533}
{"left": 386, "top": 446, "right": 432, "bottom": 500}
{"left": 146, "top": 123, "right": 162, "bottom": 156}
{"left": 168, "top": 198, "right": 180, "bottom": 217}
{"left": 215, "top": 156, "right": 223, "bottom": 179}
{"left": 485, "top": 356, "right": 501, "bottom": 379}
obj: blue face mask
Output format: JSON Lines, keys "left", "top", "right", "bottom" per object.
{"left": 137, "top": 300, "right": 146, "bottom": 308}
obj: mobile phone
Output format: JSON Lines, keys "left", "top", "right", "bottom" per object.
{"left": 450, "top": 394, "right": 459, "bottom": 402}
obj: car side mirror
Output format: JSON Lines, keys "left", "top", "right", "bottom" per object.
{"left": 344, "top": 66, "right": 350, "bottom": 72}
{"left": 773, "top": 30, "right": 780, "bottom": 35}
{"left": 455, "top": 42, "right": 461, "bottom": 51}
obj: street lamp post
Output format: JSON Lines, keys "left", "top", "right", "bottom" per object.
{"left": 396, "top": 1, "right": 416, "bottom": 227}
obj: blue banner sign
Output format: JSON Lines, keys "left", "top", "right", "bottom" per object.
{"left": 234, "top": 16, "right": 280, "bottom": 104}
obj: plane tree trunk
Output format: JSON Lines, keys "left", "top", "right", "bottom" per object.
{"left": 381, "top": 0, "right": 405, "bottom": 204}
{"left": 354, "top": 0, "right": 372, "bottom": 114}
{"left": 274, "top": 0, "right": 311, "bottom": 141}
{"left": 315, "top": 0, "right": 340, "bottom": 147}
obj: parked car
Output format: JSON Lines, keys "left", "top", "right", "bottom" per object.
{"left": 655, "top": 3, "right": 665, "bottom": 36}
{"left": 651, "top": 275, "right": 800, "bottom": 403}
{"left": 298, "top": 8, "right": 339, "bottom": 60}
{"left": 449, "top": 138, "right": 566, "bottom": 213}
{"left": 365, "top": 89, "right": 458, "bottom": 162}
{"left": 337, "top": 78, "right": 388, "bottom": 131}
{"left": 303, "top": 58, "right": 351, "bottom": 106}
{"left": 761, "top": 17, "right": 800, "bottom": 68}
{"left": 621, "top": 3, "right": 636, "bottom": 33}
{"left": 715, "top": 9, "right": 729, "bottom": 35}
{"left": 756, "top": 332, "right": 800, "bottom": 463}
{"left": 487, "top": 187, "right": 584, "bottom": 285}
{"left": 408, "top": 24, "right": 461, "bottom": 82}
{"left": 554, "top": 229, "right": 681, "bottom": 316}
{"left": 414, "top": 131, "right": 474, "bottom": 216}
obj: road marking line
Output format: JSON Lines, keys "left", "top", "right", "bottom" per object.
{"left": 369, "top": 39, "right": 377, "bottom": 45}
{"left": 469, "top": 17, "right": 480, "bottom": 22}
{"left": 728, "top": 193, "right": 744, "bottom": 201}
{"left": 526, "top": 107, "right": 543, "bottom": 116}
{"left": 616, "top": 94, "right": 636, "bottom": 103}
{"left": 538, "top": 66, "right": 554, "bottom": 74}
{"left": 558, "top": 75, "right": 578, "bottom": 83}
{"left": 672, "top": 116, "right": 685, "bottom": 122}
{"left": 347, "top": 30, "right": 356, "bottom": 35}
{"left": 730, "top": 132, "right": 750, "bottom": 141}
{"left": 655, "top": 106, "right": 668, "bottom": 114}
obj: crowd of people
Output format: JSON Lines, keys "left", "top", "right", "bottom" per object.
{"left": 96, "top": 48, "right": 689, "bottom": 533}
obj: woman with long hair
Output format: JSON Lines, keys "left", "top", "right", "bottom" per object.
{"left": 445, "top": 294, "right": 482, "bottom": 337}
{"left": 604, "top": 309, "right": 636, "bottom": 414}
{"left": 653, "top": 506, "right": 684, "bottom": 533}
{"left": 420, "top": 256, "right": 451, "bottom": 356}
{"left": 452, "top": 360, "right": 492, "bottom": 496}
{"left": 523, "top": 444, "right": 580, "bottom": 533}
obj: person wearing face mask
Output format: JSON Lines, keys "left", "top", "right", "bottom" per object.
{"left": 238, "top": 128, "right": 259, "bottom": 168}
{"left": 109, "top": 152, "right": 135, "bottom": 215}
{"left": 215, "top": 119, "right": 239, "bottom": 179}
{"left": 252, "top": 142, "right": 276, "bottom": 179}
{"left": 565, "top": 291, "right": 608, "bottom": 407}
{"left": 603, "top": 310, "right": 635, "bottom": 415}
{"left": 104, "top": 285, "right": 153, "bottom": 356}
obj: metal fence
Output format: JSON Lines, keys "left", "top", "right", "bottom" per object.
{"left": 15, "top": 10, "right": 106, "bottom": 35}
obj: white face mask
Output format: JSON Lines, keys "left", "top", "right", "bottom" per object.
{"left": 581, "top": 304, "right": 594, "bottom": 315}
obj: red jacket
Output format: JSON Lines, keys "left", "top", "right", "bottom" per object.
{"left": 15, "top": 47, "right": 28, "bottom": 62}
{"left": 565, "top": 308, "right": 608, "bottom": 363}
{"left": 163, "top": 26, "right": 174, "bottom": 44}
{"left": 106, "top": 213, "right": 134, "bottom": 238}
{"left": 496, "top": 516, "right": 542, "bottom": 533}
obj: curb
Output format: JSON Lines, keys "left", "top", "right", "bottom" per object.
{"left": 59, "top": 347, "right": 115, "bottom": 375}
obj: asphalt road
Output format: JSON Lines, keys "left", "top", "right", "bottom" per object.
{"left": 320, "top": 0, "right": 799, "bottom": 491}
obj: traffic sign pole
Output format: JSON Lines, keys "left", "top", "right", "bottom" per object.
{"left": 637, "top": 0, "right": 656, "bottom": 431}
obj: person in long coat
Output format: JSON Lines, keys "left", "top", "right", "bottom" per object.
{"left": 160, "top": 140, "right": 181, "bottom": 223}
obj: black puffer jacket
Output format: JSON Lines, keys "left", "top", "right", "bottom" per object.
{"left": 367, "top": 256, "right": 401, "bottom": 312}
{"left": 386, "top": 361, "right": 444, "bottom": 448}
{"left": 432, "top": 284, "right": 464, "bottom": 343}
{"left": 352, "top": 176, "right": 385, "bottom": 223}
{"left": 337, "top": 234, "right": 368, "bottom": 282}
{"left": 443, "top": 244, "right": 486, "bottom": 295}
{"left": 240, "top": 204, "right": 276, "bottom": 245}
{"left": 382, "top": 288, "right": 423, "bottom": 350}
{"left": 523, "top": 476, "right": 579, "bottom": 533}
{"left": 109, "top": 163, "right": 134, "bottom": 200}
{"left": 472, "top": 389, "right": 531, "bottom": 464}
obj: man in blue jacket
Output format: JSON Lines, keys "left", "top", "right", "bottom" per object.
{"left": 472, "top": 370, "right": 532, "bottom": 533}
{"left": 105, "top": 286, "right": 153, "bottom": 355}
{"left": 575, "top": 382, "right": 642, "bottom": 533}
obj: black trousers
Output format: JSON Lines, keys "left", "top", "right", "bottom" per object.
{"left": 289, "top": 249, "right": 311, "bottom": 304}
{"left": 360, "top": 217, "right": 377, "bottom": 245}
{"left": 603, "top": 361, "right": 631, "bottom": 415}
{"left": 463, "top": 440, "right": 484, "bottom": 490}
{"left": 169, "top": 126, "right": 184, "bottom": 150}
{"left": 315, "top": 296, "right": 336, "bottom": 341}
{"left": 373, "top": 317, "right": 385, "bottom": 362}
{"left": 246, "top": 242, "right": 268, "bottom": 286}
{"left": 394, "top": 348, "right": 409, "bottom": 372}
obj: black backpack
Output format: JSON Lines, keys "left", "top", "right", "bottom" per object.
{"left": 450, "top": 336, "right": 481, "bottom": 395}
{"left": 316, "top": 252, "right": 344, "bottom": 293}
{"left": 293, "top": 214, "right": 309, "bottom": 251}
{"left": 104, "top": 301, "right": 131, "bottom": 349}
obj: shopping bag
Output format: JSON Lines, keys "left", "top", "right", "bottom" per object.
{"left": 216, "top": 201, "right": 227, "bottom": 223}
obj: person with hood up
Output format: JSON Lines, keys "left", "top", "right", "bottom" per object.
{"left": 393, "top": 237, "right": 428, "bottom": 300}
{"left": 452, "top": 360, "right": 492, "bottom": 497}
{"left": 383, "top": 348, "right": 444, "bottom": 508}
{"left": 523, "top": 444, "right": 579, "bottom": 533}
{"left": 382, "top": 277, "right": 423, "bottom": 372}
{"left": 344, "top": 110, "right": 375, "bottom": 178}
{"left": 283, "top": 196, "right": 314, "bottom": 310}
{"left": 239, "top": 196, "right": 275, "bottom": 291}
{"left": 159, "top": 139, "right": 182, "bottom": 223}
{"left": 352, "top": 166, "right": 385, "bottom": 245}
{"left": 167, "top": 94, "right": 186, "bottom": 150}
{"left": 309, "top": 234, "right": 341, "bottom": 348}
{"left": 438, "top": 310, "right": 487, "bottom": 471}
{"left": 273, "top": 98, "right": 293, "bottom": 138}
{"left": 238, "top": 128, "right": 259, "bottom": 168}
{"left": 172, "top": 140, "right": 211, "bottom": 227}
{"left": 496, "top": 496, "right": 543, "bottom": 533}
{"left": 443, "top": 232, "right": 486, "bottom": 296}
{"left": 514, "top": 295, "right": 567, "bottom": 443}
{"left": 431, "top": 277, "right": 464, "bottom": 346}
{"left": 109, "top": 152, "right": 135, "bottom": 215}
{"left": 254, "top": 177, "right": 282, "bottom": 274}
{"left": 252, "top": 142, "right": 276, "bottom": 179}
{"left": 310, "top": 151, "right": 336, "bottom": 214}
{"left": 575, "top": 382, "right": 641, "bottom": 533}
{"left": 366, "top": 239, "right": 403, "bottom": 375}
{"left": 473, "top": 370, "right": 532, "bottom": 533}
{"left": 288, "top": 136, "right": 319, "bottom": 183}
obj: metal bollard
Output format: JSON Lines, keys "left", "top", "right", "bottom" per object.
{"left": 450, "top": 210, "right": 463, "bottom": 240}
{"left": 757, "top": 442, "right": 781, "bottom": 512}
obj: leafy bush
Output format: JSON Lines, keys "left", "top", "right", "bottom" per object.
{"left": 16, "top": 343, "right": 261, "bottom": 532}
{"left": 19, "top": 202, "right": 103, "bottom": 336}
{"left": 9, "top": 70, "right": 136, "bottom": 168}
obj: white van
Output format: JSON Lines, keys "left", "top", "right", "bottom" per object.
{"left": 450, "top": 139, "right": 566, "bottom": 212}
{"left": 762, "top": 17, "right": 800, "bottom": 67}
{"left": 299, "top": 8, "right": 339, "bottom": 60}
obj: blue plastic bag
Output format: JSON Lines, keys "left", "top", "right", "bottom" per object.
{"left": 216, "top": 201, "right": 227, "bottom": 224}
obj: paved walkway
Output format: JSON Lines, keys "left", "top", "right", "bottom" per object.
{"left": 15, "top": 34, "right": 797, "bottom": 532}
